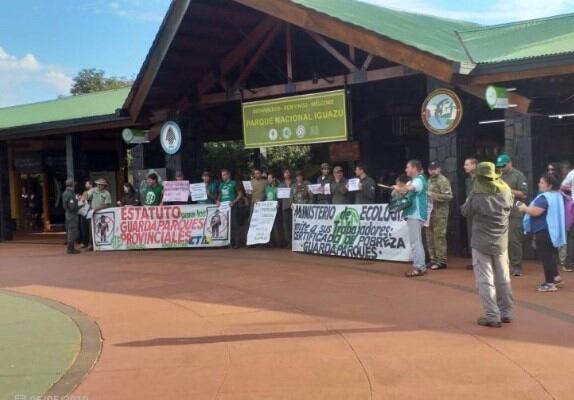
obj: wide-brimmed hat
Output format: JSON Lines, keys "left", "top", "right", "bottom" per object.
{"left": 94, "top": 178, "right": 108, "bottom": 186}
{"left": 476, "top": 162, "right": 500, "bottom": 180}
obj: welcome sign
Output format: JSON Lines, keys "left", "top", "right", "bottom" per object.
{"left": 292, "top": 204, "right": 411, "bottom": 262}
{"left": 92, "top": 205, "right": 230, "bottom": 251}
{"left": 242, "top": 90, "right": 348, "bottom": 148}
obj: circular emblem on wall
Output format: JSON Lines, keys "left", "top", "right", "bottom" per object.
{"left": 421, "top": 89, "right": 463, "bottom": 135}
{"left": 268, "top": 128, "right": 278, "bottom": 141}
{"left": 160, "top": 121, "right": 182, "bottom": 155}
{"left": 296, "top": 125, "right": 306, "bottom": 138}
{"left": 282, "top": 127, "right": 292, "bottom": 139}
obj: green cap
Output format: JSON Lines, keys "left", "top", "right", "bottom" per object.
{"left": 495, "top": 154, "right": 511, "bottom": 168}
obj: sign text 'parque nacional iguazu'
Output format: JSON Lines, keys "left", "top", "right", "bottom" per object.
{"left": 242, "top": 90, "right": 348, "bottom": 148}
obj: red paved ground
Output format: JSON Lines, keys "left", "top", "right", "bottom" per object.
{"left": 0, "top": 241, "right": 573, "bottom": 400}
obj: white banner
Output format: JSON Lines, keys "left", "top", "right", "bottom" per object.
{"left": 92, "top": 205, "right": 230, "bottom": 251}
{"left": 247, "top": 201, "right": 278, "bottom": 245}
{"left": 292, "top": 204, "right": 411, "bottom": 261}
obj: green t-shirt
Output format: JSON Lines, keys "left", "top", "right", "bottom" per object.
{"left": 265, "top": 184, "right": 278, "bottom": 201}
{"left": 143, "top": 184, "right": 163, "bottom": 206}
{"left": 198, "top": 181, "right": 219, "bottom": 204}
{"left": 219, "top": 180, "right": 237, "bottom": 202}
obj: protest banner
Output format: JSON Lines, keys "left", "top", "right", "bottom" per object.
{"left": 292, "top": 204, "right": 411, "bottom": 262}
{"left": 246, "top": 201, "right": 278, "bottom": 245}
{"left": 190, "top": 182, "right": 208, "bottom": 202}
{"left": 162, "top": 180, "right": 190, "bottom": 202}
{"left": 92, "top": 204, "right": 230, "bottom": 251}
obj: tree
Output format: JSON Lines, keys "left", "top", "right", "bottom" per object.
{"left": 70, "top": 68, "right": 132, "bottom": 95}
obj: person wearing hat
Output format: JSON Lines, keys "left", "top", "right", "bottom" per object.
{"left": 315, "top": 163, "right": 333, "bottom": 204}
{"left": 197, "top": 170, "right": 219, "bottom": 205}
{"left": 62, "top": 178, "right": 80, "bottom": 254}
{"left": 461, "top": 162, "right": 513, "bottom": 327}
{"left": 496, "top": 154, "right": 528, "bottom": 276}
{"left": 331, "top": 166, "right": 350, "bottom": 204}
{"left": 426, "top": 161, "right": 453, "bottom": 270}
{"left": 86, "top": 178, "right": 112, "bottom": 250}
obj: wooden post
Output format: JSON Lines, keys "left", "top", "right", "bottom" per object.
{"left": 0, "top": 141, "right": 12, "bottom": 241}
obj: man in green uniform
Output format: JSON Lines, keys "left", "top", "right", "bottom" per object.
{"left": 62, "top": 179, "right": 80, "bottom": 254}
{"left": 425, "top": 161, "right": 453, "bottom": 269}
{"left": 354, "top": 163, "right": 376, "bottom": 204}
{"left": 496, "top": 154, "right": 528, "bottom": 276}
{"left": 219, "top": 169, "right": 244, "bottom": 248}
{"left": 142, "top": 173, "right": 163, "bottom": 206}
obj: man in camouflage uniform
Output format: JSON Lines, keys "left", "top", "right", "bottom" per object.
{"left": 426, "top": 161, "right": 453, "bottom": 269}
{"left": 496, "top": 154, "right": 528, "bottom": 276}
{"left": 62, "top": 178, "right": 80, "bottom": 254}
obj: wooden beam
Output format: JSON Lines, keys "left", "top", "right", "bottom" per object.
{"left": 196, "top": 16, "right": 277, "bottom": 95}
{"left": 286, "top": 24, "right": 293, "bottom": 81}
{"left": 232, "top": 24, "right": 283, "bottom": 90}
{"left": 305, "top": 30, "right": 358, "bottom": 72}
{"left": 199, "top": 66, "right": 417, "bottom": 105}
{"left": 127, "top": 0, "right": 191, "bottom": 120}
{"left": 349, "top": 46, "right": 356, "bottom": 63}
{"left": 457, "top": 84, "right": 532, "bottom": 114}
{"left": 463, "top": 63, "right": 574, "bottom": 85}
{"left": 361, "top": 54, "right": 374, "bottom": 71}
{"left": 232, "top": 0, "right": 454, "bottom": 82}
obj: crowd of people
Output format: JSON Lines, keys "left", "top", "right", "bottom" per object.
{"left": 62, "top": 155, "right": 574, "bottom": 328}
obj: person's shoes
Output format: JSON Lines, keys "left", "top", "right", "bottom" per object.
{"left": 536, "top": 282, "right": 558, "bottom": 292}
{"left": 466, "top": 264, "right": 473, "bottom": 270}
{"left": 511, "top": 267, "right": 522, "bottom": 276}
{"left": 477, "top": 317, "right": 502, "bottom": 328}
{"left": 67, "top": 249, "right": 81, "bottom": 254}
{"left": 554, "top": 276, "right": 564, "bottom": 288}
{"left": 405, "top": 269, "right": 425, "bottom": 277}
{"left": 562, "top": 265, "right": 574, "bottom": 272}
{"left": 80, "top": 244, "right": 87, "bottom": 249}
{"left": 501, "top": 316, "right": 512, "bottom": 323}
{"left": 430, "top": 262, "right": 447, "bottom": 270}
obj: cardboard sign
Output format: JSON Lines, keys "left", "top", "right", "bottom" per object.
{"left": 247, "top": 201, "right": 278, "bottom": 245}
{"left": 190, "top": 183, "right": 208, "bottom": 202}
{"left": 162, "top": 180, "right": 190, "bottom": 203}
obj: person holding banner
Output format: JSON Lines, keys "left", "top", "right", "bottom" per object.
{"left": 279, "top": 169, "right": 293, "bottom": 247}
{"left": 142, "top": 173, "right": 163, "bottom": 206}
{"left": 197, "top": 171, "right": 219, "bottom": 205}
{"left": 393, "top": 160, "right": 428, "bottom": 277}
{"left": 354, "top": 163, "right": 376, "bottom": 204}
{"left": 219, "top": 169, "right": 244, "bottom": 248}
{"left": 291, "top": 171, "right": 312, "bottom": 205}
{"left": 315, "top": 163, "right": 333, "bottom": 204}
{"left": 265, "top": 171, "right": 283, "bottom": 247}
{"left": 331, "top": 166, "right": 350, "bottom": 204}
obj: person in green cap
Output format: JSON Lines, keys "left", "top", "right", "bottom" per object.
{"left": 496, "top": 154, "right": 528, "bottom": 276}
{"left": 461, "top": 162, "right": 513, "bottom": 328}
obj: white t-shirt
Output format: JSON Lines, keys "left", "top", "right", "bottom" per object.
{"left": 562, "top": 169, "right": 574, "bottom": 190}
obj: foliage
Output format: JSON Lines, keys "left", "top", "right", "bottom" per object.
{"left": 70, "top": 68, "right": 132, "bottom": 95}
{"left": 202, "top": 141, "right": 312, "bottom": 178}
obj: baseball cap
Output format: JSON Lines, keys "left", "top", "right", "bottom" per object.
{"left": 428, "top": 161, "right": 440, "bottom": 170}
{"left": 495, "top": 154, "right": 511, "bottom": 168}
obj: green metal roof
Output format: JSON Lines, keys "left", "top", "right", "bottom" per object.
{"left": 289, "top": 0, "right": 478, "bottom": 63}
{"left": 0, "top": 87, "right": 131, "bottom": 130}
{"left": 289, "top": 0, "right": 574, "bottom": 65}
{"left": 457, "top": 13, "right": 574, "bottom": 63}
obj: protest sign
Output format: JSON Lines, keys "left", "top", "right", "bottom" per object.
{"left": 246, "top": 201, "right": 278, "bottom": 245}
{"left": 92, "top": 205, "right": 230, "bottom": 251}
{"left": 190, "top": 183, "right": 208, "bottom": 202}
{"left": 162, "top": 180, "right": 190, "bottom": 202}
{"left": 292, "top": 204, "right": 411, "bottom": 262}
{"left": 347, "top": 178, "right": 360, "bottom": 192}
{"left": 277, "top": 187, "right": 291, "bottom": 199}
{"left": 308, "top": 184, "right": 330, "bottom": 195}
{"left": 242, "top": 181, "right": 253, "bottom": 193}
